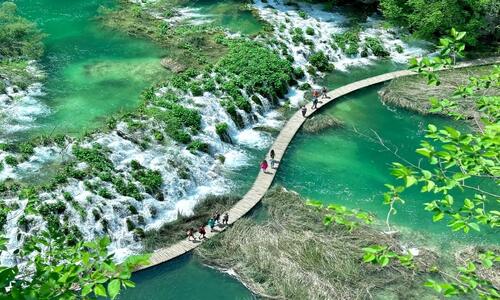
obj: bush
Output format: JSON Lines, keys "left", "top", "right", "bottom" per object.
{"left": 298, "top": 10, "right": 308, "bottom": 19}
{"left": 332, "top": 28, "right": 360, "bottom": 56}
{"left": 72, "top": 144, "right": 114, "bottom": 172}
{"left": 0, "top": 2, "right": 44, "bottom": 59}
{"left": 187, "top": 140, "right": 209, "bottom": 153}
{"left": 18, "top": 142, "right": 35, "bottom": 156}
{"left": 309, "top": 51, "right": 334, "bottom": 72}
{"left": 215, "top": 123, "right": 229, "bottom": 137}
{"left": 97, "top": 188, "right": 113, "bottom": 199}
{"left": 190, "top": 84, "right": 203, "bottom": 96}
{"left": 131, "top": 164, "right": 163, "bottom": 195}
{"left": 306, "top": 27, "right": 315, "bottom": 35}
{"left": 4, "top": 155, "right": 17, "bottom": 166}
{"left": 364, "top": 37, "right": 390, "bottom": 57}
{"left": 293, "top": 67, "right": 305, "bottom": 79}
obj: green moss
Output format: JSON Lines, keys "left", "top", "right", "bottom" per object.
{"left": 4, "top": 155, "right": 18, "bottom": 167}
{"left": 187, "top": 140, "right": 209, "bottom": 153}
{"left": 309, "top": 51, "right": 334, "bottom": 72}
{"left": 72, "top": 144, "right": 114, "bottom": 172}
{"left": 332, "top": 27, "right": 360, "bottom": 56}
{"left": 97, "top": 188, "right": 113, "bottom": 199}
{"left": 130, "top": 161, "right": 163, "bottom": 195}
{"left": 364, "top": 37, "right": 390, "bottom": 57}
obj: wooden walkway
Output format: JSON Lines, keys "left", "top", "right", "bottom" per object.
{"left": 137, "top": 57, "right": 499, "bottom": 271}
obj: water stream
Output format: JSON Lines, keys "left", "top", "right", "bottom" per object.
{"left": 4, "top": 0, "right": 497, "bottom": 298}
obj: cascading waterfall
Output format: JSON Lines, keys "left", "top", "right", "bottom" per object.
{"left": 0, "top": 0, "right": 430, "bottom": 265}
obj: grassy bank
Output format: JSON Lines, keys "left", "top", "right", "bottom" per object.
{"left": 0, "top": 2, "right": 44, "bottom": 92}
{"left": 197, "top": 187, "right": 439, "bottom": 299}
{"left": 142, "top": 194, "right": 240, "bottom": 251}
{"left": 379, "top": 65, "right": 499, "bottom": 129}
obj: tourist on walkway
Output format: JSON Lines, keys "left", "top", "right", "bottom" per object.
{"left": 186, "top": 228, "right": 195, "bottom": 241}
{"left": 198, "top": 225, "right": 206, "bottom": 239}
{"left": 301, "top": 106, "right": 307, "bottom": 117}
{"left": 312, "top": 97, "right": 318, "bottom": 109}
{"left": 214, "top": 212, "right": 221, "bottom": 225}
{"left": 270, "top": 149, "right": 277, "bottom": 168}
{"left": 321, "top": 87, "right": 330, "bottom": 99}
{"left": 222, "top": 212, "right": 229, "bottom": 225}
{"left": 208, "top": 217, "right": 215, "bottom": 232}
{"left": 260, "top": 160, "right": 269, "bottom": 173}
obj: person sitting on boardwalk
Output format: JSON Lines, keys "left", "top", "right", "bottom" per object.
{"left": 270, "top": 149, "right": 275, "bottom": 160}
{"left": 186, "top": 228, "right": 195, "bottom": 241}
{"left": 260, "top": 160, "right": 269, "bottom": 173}
{"left": 208, "top": 217, "right": 215, "bottom": 232}
{"left": 222, "top": 212, "right": 229, "bottom": 225}
{"left": 301, "top": 106, "right": 307, "bottom": 117}
{"left": 321, "top": 86, "right": 330, "bottom": 99}
{"left": 198, "top": 225, "right": 206, "bottom": 239}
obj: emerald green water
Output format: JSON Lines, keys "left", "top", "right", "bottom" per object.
{"left": 10, "top": 0, "right": 169, "bottom": 139}
{"left": 275, "top": 84, "right": 499, "bottom": 246}
{"left": 119, "top": 254, "right": 254, "bottom": 300}
{"left": 184, "top": 0, "right": 263, "bottom": 35}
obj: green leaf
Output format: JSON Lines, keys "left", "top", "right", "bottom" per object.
{"left": 405, "top": 176, "right": 417, "bottom": 187}
{"left": 433, "top": 212, "right": 444, "bottom": 222}
{"left": 379, "top": 256, "right": 390, "bottom": 267}
{"left": 468, "top": 223, "right": 480, "bottom": 232}
{"left": 108, "top": 279, "right": 121, "bottom": 299}
{"left": 94, "top": 284, "right": 107, "bottom": 297}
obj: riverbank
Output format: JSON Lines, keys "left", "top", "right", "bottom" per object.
{"left": 197, "top": 187, "right": 441, "bottom": 299}
{"left": 379, "top": 64, "right": 499, "bottom": 129}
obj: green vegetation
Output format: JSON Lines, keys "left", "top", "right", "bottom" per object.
{"left": 379, "top": 0, "right": 499, "bottom": 48}
{"left": 0, "top": 233, "right": 149, "bottom": 299}
{"left": 198, "top": 187, "right": 436, "bottom": 299}
{"left": 73, "top": 144, "right": 114, "bottom": 172}
{"left": 302, "top": 114, "right": 343, "bottom": 133}
{"left": 331, "top": 27, "right": 360, "bottom": 56}
{"left": 368, "top": 30, "right": 499, "bottom": 299}
{"left": 364, "top": 37, "right": 390, "bottom": 57}
{"left": 99, "top": 1, "right": 228, "bottom": 71}
{"left": 143, "top": 194, "right": 240, "bottom": 251}
{"left": 308, "top": 51, "right": 334, "bottom": 72}
{"left": 380, "top": 64, "right": 498, "bottom": 130}
{"left": 0, "top": 2, "right": 43, "bottom": 59}
{"left": 130, "top": 161, "right": 163, "bottom": 195}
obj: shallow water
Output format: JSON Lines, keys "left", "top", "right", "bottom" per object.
{"left": 183, "top": 0, "right": 263, "bottom": 35}
{"left": 119, "top": 254, "right": 254, "bottom": 300}
{"left": 7, "top": 0, "right": 170, "bottom": 139}
{"left": 275, "top": 84, "right": 499, "bottom": 247}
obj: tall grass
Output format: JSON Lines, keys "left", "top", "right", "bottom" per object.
{"left": 142, "top": 194, "right": 240, "bottom": 251}
{"left": 197, "top": 187, "right": 437, "bottom": 299}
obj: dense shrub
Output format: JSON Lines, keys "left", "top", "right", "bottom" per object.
{"left": 130, "top": 162, "right": 162, "bottom": 195}
{"left": 309, "top": 51, "right": 334, "bottom": 72}
{"left": 72, "top": 144, "right": 114, "bottom": 172}
{"left": 380, "top": 0, "right": 498, "bottom": 46}
{"left": 364, "top": 37, "right": 390, "bottom": 57}
{"left": 0, "top": 2, "right": 44, "bottom": 59}
{"left": 187, "top": 140, "right": 209, "bottom": 153}
{"left": 4, "top": 155, "right": 17, "bottom": 166}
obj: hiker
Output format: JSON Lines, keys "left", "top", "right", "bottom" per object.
{"left": 208, "top": 217, "right": 215, "bottom": 232}
{"left": 214, "top": 212, "right": 221, "bottom": 225}
{"left": 186, "top": 228, "right": 195, "bottom": 241}
{"left": 260, "top": 160, "right": 269, "bottom": 173}
{"left": 321, "top": 86, "right": 330, "bottom": 99}
{"left": 270, "top": 149, "right": 277, "bottom": 169}
{"left": 222, "top": 212, "right": 229, "bottom": 225}
{"left": 312, "top": 97, "right": 318, "bottom": 109}
{"left": 301, "top": 106, "right": 307, "bottom": 117}
{"left": 312, "top": 89, "right": 319, "bottom": 99}
{"left": 198, "top": 225, "right": 206, "bottom": 239}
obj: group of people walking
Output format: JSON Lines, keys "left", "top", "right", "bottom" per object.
{"left": 186, "top": 211, "right": 229, "bottom": 241}
{"left": 301, "top": 86, "right": 330, "bottom": 117}
{"left": 260, "top": 149, "right": 277, "bottom": 174}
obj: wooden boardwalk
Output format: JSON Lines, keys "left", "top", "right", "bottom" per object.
{"left": 137, "top": 57, "right": 499, "bottom": 271}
